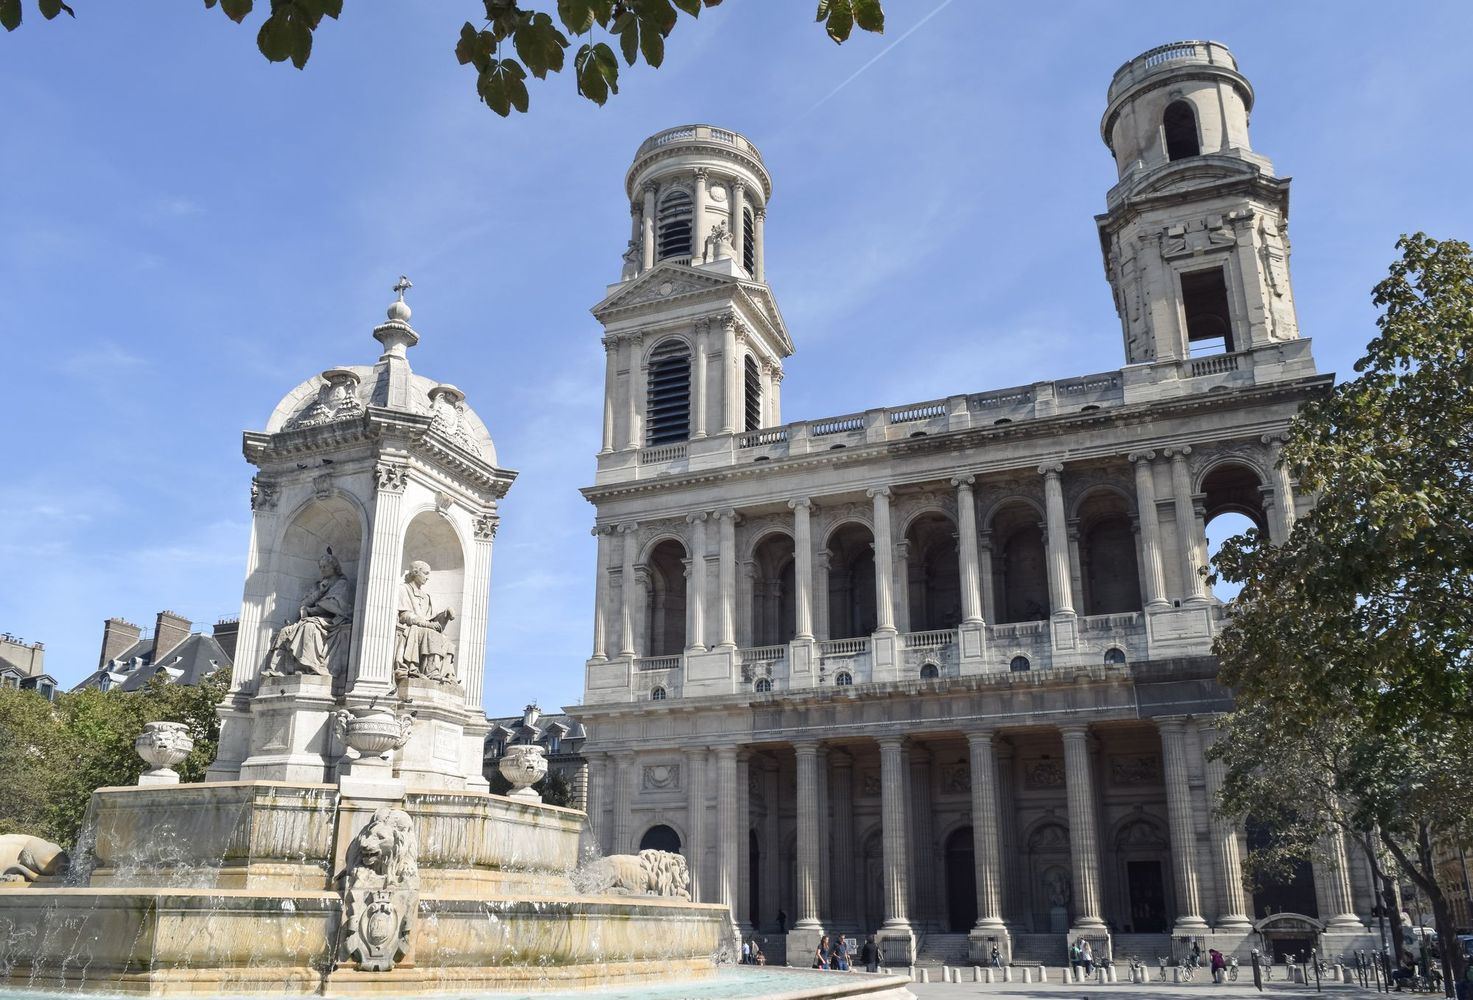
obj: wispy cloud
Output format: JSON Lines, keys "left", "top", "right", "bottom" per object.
{"left": 803, "top": 0, "right": 958, "bottom": 117}
{"left": 57, "top": 341, "right": 149, "bottom": 378}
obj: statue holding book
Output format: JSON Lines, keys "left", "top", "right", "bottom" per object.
{"left": 395, "top": 560, "right": 457, "bottom": 684}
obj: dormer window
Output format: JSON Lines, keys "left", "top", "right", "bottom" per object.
{"left": 1164, "top": 100, "right": 1201, "bottom": 161}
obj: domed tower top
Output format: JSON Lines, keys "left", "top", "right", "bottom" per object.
{"left": 619, "top": 125, "right": 772, "bottom": 283}
{"left": 1101, "top": 41, "right": 1269, "bottom": 182}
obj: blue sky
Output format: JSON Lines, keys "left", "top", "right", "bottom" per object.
{"left": 4, "top": 2, "right": 1471, "bottom": 715}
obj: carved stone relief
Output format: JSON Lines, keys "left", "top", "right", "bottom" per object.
{"left": 642, "top": 763, "right": 680, "bottom": 791}
{"left": 1109, "top": 754, "right": 1162, "bottom": 786}
{"left": 340, "top": 806, "right": 420, "bottom": 973}
{"left": 1022, "top": 758, "right": 1065, "bottom": 789}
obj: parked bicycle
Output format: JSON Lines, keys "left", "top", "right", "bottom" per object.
{"left": 1228, "top": 956, "right": 1240, "bottom": 982}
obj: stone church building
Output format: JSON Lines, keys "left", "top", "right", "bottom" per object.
{"left": 570, "top": 42, "right": 1376, "bottom": 966}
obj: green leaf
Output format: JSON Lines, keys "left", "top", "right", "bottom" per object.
{"left": 0, "top": 0, "right": 20, "bottom": 30}
{"left": 38, "top": 0, "right": 75, "bottom": 20}
{"left": 557, "top": 0, "right": 594, "bottom": 34}
{"left": 635, "top": 0, "right": 677, "bottom": 36}
{"left": 638, "top": 20, "right": 663, "bottom": 66}
{"left": 671, "top": 0, "right": 700, "bottom": 14}
{"left": 219, "top": 0, "right": 253, "bottom": 23}
{"left": 822, "top": 0, "right": 854, "bottom": 43}
{"left": 617, "top": 19, "right": 638, "bottom": 66}
{"left": 479, "top": 58, "right": 529, "bottom": 116}
{"left": 852, "top": 0, "right": 883, "bottom": 33}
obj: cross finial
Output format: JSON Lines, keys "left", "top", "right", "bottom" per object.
{"left": 393, "top": 275, "right": 413, "bottom": 301}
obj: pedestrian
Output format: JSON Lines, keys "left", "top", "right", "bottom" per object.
{"left": 1082, "top": 939, "right": 1095, "bottom": 975}
{"left": 1210, "top": 948, "right": 1226, "bottom": 984}
{"left": 814, "top": 935, "right": 831, "bottom": 970}
{"left": 991, "top": 944, "right": 1002, "bottom": 968}
{"left": 833, "top": 934, "right": 850, "bottom": 971}
{"left": 1192, "top": 939, "right": 1203, "bottom": 969}
{"left": 777, "top": 908, "right": 787, "bottom": 935}
{"left": 1070, "top": 940, "right": 1082, "bottom": 978}
{"left": 862, "top": 935, "right": 880, "bottom": 973}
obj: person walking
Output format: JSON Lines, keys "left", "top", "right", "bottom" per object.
{"left": 832, "top": 934, "right": 850, "bottom": 971}
{"left": 1210, "top": 948, "right": 1226, "bottom": 984}
{"left": 814, "top": 935, "right": 831, "bottom": 970}
{"left": 777, "top": 908, "right": 787, "bottom": 935}
{"left": 861, "top": 935, "right": 880, "bottom": 973}
{"left": 1082, "top": 939, "right": 1095, "bottom": 976}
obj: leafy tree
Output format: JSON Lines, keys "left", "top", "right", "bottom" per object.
{"left": 0, "top": 668, "right": 227, "bottom": 848}
{"left": 1210, "top": 234, "right": 1473, "bottom": 984}
{"left": 0, "top": 0, "right": 886, "bottom": 117}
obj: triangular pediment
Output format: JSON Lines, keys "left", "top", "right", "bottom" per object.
{"left": 592, "top": 262, "right": 738, "bottom": 317}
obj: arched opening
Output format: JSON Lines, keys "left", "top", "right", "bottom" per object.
{"left": 640, "top": 823, "right": 681, "bottom": 853}
{"left": 754, "top": 677, "right": 772, "bottom": 693}
{"left": 273, "top": 497, "right": 365, "bottom": 690}
{"left": 644, "top": 539, "right": 688, "bottom": 656}
{"left": 1202, "top": 462, "right": 1270, "bottom": 603}
{"left": 743, "top": 355, "right": 762, "bottom": 432}
{"left": 650, "top": 686, "right": 666, "bottom": 700}
{"left": 1027, "top": 821, "right": 1072, "bottom": 933}
{"left": 750, "top": 533, "right": 796, "bottom": 646}
{"left": 920, "top": 663, "right": 939, "bottom": 680}
{"left": 834, "top": 670, "right": 853, "bottom": 686}
{"left": 991, "top": 503, "right": 1049, "bottom": 624}
{"left": 646, "top": 340, "right": 691, "bottom": 445}
{"left": 1247, "top": 817, "right": 1318, "bottom": 919}
{"left": 904, "top": 512, "right": 961, "bottom": 632}
{"left": 1182, "top": 267, "right": 1235, "bottom": 354}
{"left": 1010, "top": 655, "right": 1030, "bottom": 673}
{"left": 944, "top": 826, "right": 977, "bottom": 932}
{"left": 1104, "top": 647, "right": 1126, "bottom": 666}
{"left": 1077, "top": 491, "right": 1143, "bottom": 616}
{"left": 742, "top": 206, "right": 755, "bottom": 273}
{"left": 1115, "top": 816, "right": 1171, "bottom": 933}
{"left": 656, "top": 189, "right": 693, "bottom": 259}
{"left": 1163, "top": 100, "right": 1201, "bottom": 161}
{"left": 400, "top": 510, "right": 466, "bottom": 685}
{"left": 826, "top": 522, "right": 877, "bottom": 639}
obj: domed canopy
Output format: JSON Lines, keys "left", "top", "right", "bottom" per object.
{"left": 261, "top": 279, "right": 497, "bottom": 465}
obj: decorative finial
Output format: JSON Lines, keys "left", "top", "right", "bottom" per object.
{"left": 386, "top": 275, "right": 413, "bottom": 325}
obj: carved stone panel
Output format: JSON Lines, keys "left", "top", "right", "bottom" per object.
{"left": 642, "top": 763, "right": 680, "bottom": 791}
{"left": 1022, "top": 758, "right": 1065, "bottom": 790}
{"left": 1109, "top": 754, "right": 1162, "bottom": 787}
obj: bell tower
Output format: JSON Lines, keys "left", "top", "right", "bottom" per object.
{"left": 592, "top": 125, "right": 792, "bottom": 473}
{"left": 1097, "top": 42, "right": 1302, "bottom": 368}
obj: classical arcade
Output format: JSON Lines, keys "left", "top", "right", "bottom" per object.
{"left": 571, "top": 44, "right": 1379, "bottom": 966}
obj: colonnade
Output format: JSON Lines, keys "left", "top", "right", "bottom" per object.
{"left": 631, "top": 174, "right": 767, "bottom": 280}
{"left": 589, "top": 453, "right": 1287, "bottom": 662}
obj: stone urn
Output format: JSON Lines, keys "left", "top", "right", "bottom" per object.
{"left": 499, "top": 744, "right": 547, "bottom": 803}
{"left": 135, "top": 721, "right": 194, "bottom": 786}
{"left": 336, "top": 707, "right": 413, "bottom": 762}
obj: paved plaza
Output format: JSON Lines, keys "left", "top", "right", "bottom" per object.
{"left": 909, "top": 980, "right": 1382, "bottom": 999}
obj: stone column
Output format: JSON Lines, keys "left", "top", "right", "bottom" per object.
{"left": 686, "top": 746, "right": 707, "bottom": 902}
{"left": 716, "top": 746, "right": 740, "bottom": 929}
{"left": 600, "top": 336, "right": 617, "bottom": 454}
{"left": 978, "top": 530, "right": 997, "bottom": 626}
{"left": 790, "top": 498, "right": 815, "bottom": 640}
{"left": 1198, "top": 723, "right": 1252, "bottom": 928}
{"left": 691, "top": 319, "right": 709, "bottom": 440}
{"left": 691, "top": 167, "right": 709, "bottom": 260}
{"left": 762, "top": 760, "right": 782, "bottom": 930}
{"left": 591, "top": 526, "right": 611, "bottom": 661}
{"left": 954, "top": 476, "right": 984, "bottom": 624}
{"left": 584, "top": 751, "right": 607, "bottom": 854}
{"left": 770, "top": 368, "right": 783, "bottom": 423}
{"left": 1165, "top": 447, "right": 1206, "bottom": 603}
{"left": 894, "top": 540, "right": 912, "bottom": 635}
{"left": 1040, "top": 463, "right": 1076, "bottom": 617}
{"left": 996, "top": 738, "right": 1021, "bottom": 923}
{"left": 1130, "top": 451, "right": 1169, "bottom": 609}
{"left": 877, "top": 736, "right": 915, "bottom": 962}
{"left": 1262, "top": 432, "right": 1296, "bottom": 543}
{"left": 686, "top": 513, "right": 708, "bottom": 651}
{"left": 759, "top": 363, "right": 774, "bottom": 425}
{"left": 641, "top": 182, "right": 656, "bottom": 269}
{"left": 818, "top": 746, "right": 832, "bottom": 925}
{"left": 352, "top": 463, "right": 408, "bottom": 692}
{"left": 968, "top": 730, "right": 1011, "bottom": 959}
{"left": 814, "top": 551, "right": 831, "bottom": 642}
{"left": 908, "top": 746, "right": 937, "bottom": 925}
{"left": 869, "top": 487, "right": 897, "bottom": 633}
{"left": 830, "top": 750, "right": 856, "bottom": 925}
{"left": 1060, "top": 725, "right": 1107, "bottom": 933}
{"left": 731, "top": 179, "right": 747, "bottom": 269}
{"left": 719, "top": 313, "right": 738, "bottom": 436}
{"left": 737, "top": 750, "right": 753, "bottom": 933}
{"left": 1158, "top": 717, "right": 1209, "bottom": 931}
{"left": 753, "top": 207, "right": 766, "bottom": 282}
{"left": 612, "top": 751, "right": 635, "bottom": 855}
{"left": 1317, "top": 832, "right": 1366, "bottom": 930}
{"left": 619, "top": 523, "right": 639, "bottom": 657}
{"left": 793, "top": 741, "right": 823, "bottom": 931}
{"left": 622, "top": 337, "right": 641, "bottom": 451}
{"left": 716, "top": 508, "right": 738, "bottom": 649}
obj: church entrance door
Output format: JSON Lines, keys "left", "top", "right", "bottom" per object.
{"left": 944, "top": 827, "right": 976, "bottom": 932}
{"left": 1126, "top": 860, "right": 1168, "bottom": 933}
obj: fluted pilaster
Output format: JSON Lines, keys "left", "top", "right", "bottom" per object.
{"left": 686, "top": 746, "right": 707, "bottom": 902}
{"left": 968, "top": 730, "right": 1007, "bottom": 932}
{"left": 869, "top": 487, "right": 897, "bottom": 633}
{"left": 954, "top": 476, "right": 983, "bottom": 623}
{"left": 1040, "top": 464, "right": 1075, "bottom": 617}
{"left": 830, "top": 750, "right": 855, "bottom": 923}
{"left": 794, "top": 741, "right": 822, "bottom": 929}
{"left": 1158, "top": 716, "right": 1209, "bottom": 931}
{"left": 790, "top": 498, "right": 815, "bottom": 640}
{"left": 1166, "top": 447, "right": 1206, "bottom": 602}
{"left": 717, "top": 509, "right": 737, "bottom": 648}
{"left": 1198, "top": 723, "right": 1252, "bottom": 928}
{"left": 715, "top": 746, "right": 740, "bottom": 926}
{"left": 878, "top": 737, "right": 911, "bottom": 928}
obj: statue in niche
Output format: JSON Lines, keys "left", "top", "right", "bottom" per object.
{"left": 1044, "top": 866, "right": 1072, "bottom": 908}
{"left": 395, "top": 560, "right": 458, "bottom": 684}
{"left": 263, "top": 548, "right": 354, "bottom": 678}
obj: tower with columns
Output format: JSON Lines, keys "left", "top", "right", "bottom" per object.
{"left": 573, "top": 45, "right": 1376, "bottom": 969}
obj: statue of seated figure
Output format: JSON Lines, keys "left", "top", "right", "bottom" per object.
{"left": 263, "top": 548, "right": 354, "bottom": 678}
{"left": 395, "top": 560, "right": 457, "bottom": 684}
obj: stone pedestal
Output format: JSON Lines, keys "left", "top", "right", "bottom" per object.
{"left": 391, "top": 678, "right": 479, "bottom": 791}
{"left": 871, "top": 631, "right": 899, "bottom": 684}
{"left": 683, "top": 647, "right": 737, "bottom": 696}
{"left": 239, "top": 673, "right": 338, "bottom": 783}
{"left": 957, "top": 621, "right": 987, "bottom": 674}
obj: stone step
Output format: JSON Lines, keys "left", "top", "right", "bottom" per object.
{"left": 1012, "top": 932, "right": 1069, "bottom": 966}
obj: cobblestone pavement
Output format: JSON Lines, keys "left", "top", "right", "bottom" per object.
{"left": 907, "top": 978, "right": 1387, "bottom": 999}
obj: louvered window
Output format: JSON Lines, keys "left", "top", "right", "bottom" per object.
{"left": 742, "top": 207, "right": 755, "bottom": 273}
{"left": 646, "top": 342, "right": 691, "bottom": 445}
{"left": 657, "top": 190, "right": 693, "bottom": 260}
{"left": 743, "top": 355, "right": 762, "bottom": 432}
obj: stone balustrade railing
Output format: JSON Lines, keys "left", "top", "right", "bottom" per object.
{"left": 738, "top": 644, "right": 786, "bottom": 662}
{"left": 634, "top": 124, "right": 765, "bottom": 164}
{"left": 636, "top": 655, "right": 682, "bottom": 672}
{"left": 900, "top": 629, "right": 956, "bottom": 650}
{"left": 1107, "top": 41, "right": 1238, "bottom": 102}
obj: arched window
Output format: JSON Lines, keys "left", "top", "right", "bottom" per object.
{"left": 657, "top": 189, "right": 693, "bottom": 259}
{"left": 750, "top": 532, "right": 796, "bottom": 646}
{"left": 1163, "top": 100, "right": 1201, "bottom": 161}
{"left": 640, "top": 823, "right": 682, "bottom": 852}
{"left": 834, "top": 670, "right": 853, "bottom": 686}
{"left": 920, "top": 663, "right": 940, "bottom": 680}
{"left": 743, "top": 355, "right": 762, "bottom": 431}
{"left": 742, "top": 206, "right": 755, "bottom": 273}
{"left": 645, "top": 539, "right": 689, "bottom": 656}
{"left": 905, "top": 512, "right": 961, "bottom": 632}
{"left": 650, "top": 686, "right": 667, "bottom": 701}
{"left": 646, "top": 340, "right": 691, "bottom": 445}
{"left": 1009, "top": 655, "right": 1030, "bottom": 673}
{"left": 1104, "top": 647, "right": 1126, "bottom": 666}
{"left": 827, "top": 522, "right": 877, "bottom": 639}
{"left": 754, "top": 677, "right": 772, "bottom": 693}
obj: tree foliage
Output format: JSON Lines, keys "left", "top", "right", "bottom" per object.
{"left": 1, "top": 1, "right": 886, "bottom": 117}
{"left": 0, "top": 669, "right": 227, "bottom": 849}
{"left": 1210, "top": 234, "right": 1473, "bottom": 978}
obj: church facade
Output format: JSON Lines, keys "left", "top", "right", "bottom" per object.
{"left": 570, "top": 42, "right": 1376, "bottom": 966}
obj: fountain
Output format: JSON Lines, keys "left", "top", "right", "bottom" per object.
{"left": 0, "top": 283, "right": 913, "bottom": 1000}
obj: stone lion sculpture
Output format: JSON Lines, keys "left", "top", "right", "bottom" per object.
{"left": 589, "top": 849, "right": 690, "bottom": 900}
{"left": 0, "top": 834, "right": 69, "bottom": 884}
{"left": 340, "top": 807, "right": 420, "bottom": 973}
{"left": 344, "top": 807, "right": 419, "bottom": 891}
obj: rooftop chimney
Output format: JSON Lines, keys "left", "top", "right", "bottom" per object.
{"left": 212, "top": 618, "right": 240, "bottom": 663}
{"left": 152, "top": 611, "right": 193, "bottom": 663}
{"left": 98, "top": 618, "right": 142, "bottom": 669}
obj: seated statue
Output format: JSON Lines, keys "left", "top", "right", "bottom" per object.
{"left": 263, "top": 548, "right": 354, "bottom": 678}
{"left": 395, "top": 560, "right": 457, "bottom": 684}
